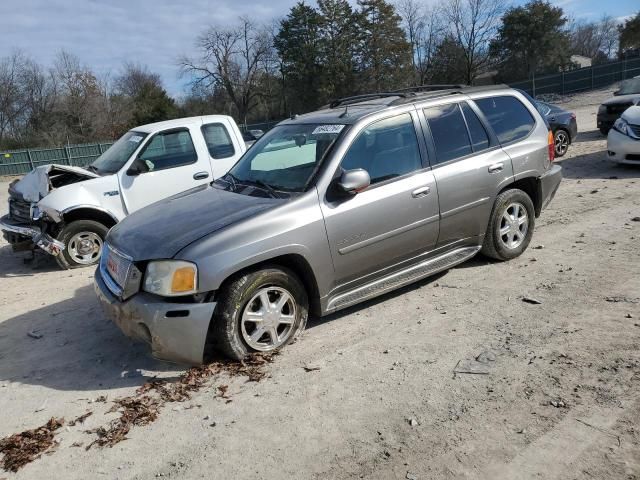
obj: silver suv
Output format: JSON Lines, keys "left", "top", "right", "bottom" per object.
{"left": 94, "top": 85, "right": 562, "bottom": 365}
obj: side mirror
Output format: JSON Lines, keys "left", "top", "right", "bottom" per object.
{"left": 126, "top": 157, "right": 149, "bottom": 176}
{"left": 336, "top": 169, "right": 370, "bottom": 195}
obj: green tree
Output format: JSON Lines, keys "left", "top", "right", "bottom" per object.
{"left": 428, "top": 35, "right": 468, "bottom": 84}
{"left": 619, "top": 12, "right": 640, "bottom": 56}
{"left": 317, "top": 0, "right": 358, "bottom": 101}
{"left": 490, "top": 0, "right": 572, "bottom": 82}
{"left": 274, "top": 2, "right": 323, "bottom": 114}
{"left": 355, "top": 0, "right": 412, "bottom": 91}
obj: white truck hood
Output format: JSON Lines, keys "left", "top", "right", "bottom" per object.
{"left": 11, "top": 164, "right": 98, "bottom": 203}
{"left": 622, "top": 106, "right": 640, "bottom": 124}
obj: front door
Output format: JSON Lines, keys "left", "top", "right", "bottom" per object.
{"left": 321, "top": 112, "right": 440, "bottom": 289}
{"left": 118, "top": 127, "right": 213, "bottom": 213}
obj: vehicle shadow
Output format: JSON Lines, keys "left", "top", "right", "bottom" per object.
{"left": 0, "top": 284, "right": 183, "bottom": 391}
{"left": 0, "top": 244, "right": 61, "bottom": 277}
{"left": 307, "top": 269, "right": 451, "bottom": 329}
{"left": 556, "top": 149, "right": 639, "bottom": 180}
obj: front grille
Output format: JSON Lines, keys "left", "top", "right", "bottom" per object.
{"left": 8, "top": 199, "right": 31, "bottom": 223}
{"left": 607, "top": 103, "right": 632, "bottom": 115}
{"left": 625, "top": 154, "right": 640, "bottom": 161}
{"left": 629, "top": 124, "right": 640, "bottom": 138}
{"left": 99, "top": 243, "right": 142, "bottom": 299}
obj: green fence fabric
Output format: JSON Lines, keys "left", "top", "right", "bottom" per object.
{"left": 0, "top": 143, "right": 113, "bottom": 176}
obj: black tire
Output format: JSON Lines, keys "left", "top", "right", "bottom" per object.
{"left": 481, "top": 189, "right": 535, "bottom": 261}
{"left": 599, "top": 127, "right": 609, "bottom": 136}
{"left": 554, "top": 129, "right": 570, "bottom": 157}
{"left": 211, "top": 266, "right": 309, "bottom": 360}
{"left": 55, "top": 220, "right": 108, "bottom": 269}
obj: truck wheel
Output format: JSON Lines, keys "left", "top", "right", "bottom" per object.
{"left": 55, "top": 220, "right": 108, "bottom": 269}
{"left": 599, "top": 127, "right": 609, "bottom": 135}
{"left": 212, "top": 266, "right": 308, "bottom": 360}
{"left": 481, "top": 189, "right": 535, "bottom": 261}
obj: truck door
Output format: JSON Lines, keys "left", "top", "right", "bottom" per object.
{"left": 118, "top": 126, "right": 213, "bottom": 213}
{"left": 201, "top": 120, "right": 245, "bottom": 179}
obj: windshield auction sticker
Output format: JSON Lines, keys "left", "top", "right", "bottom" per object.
{"left": 312, "top": 125, "right": 345, "bottom": 135}
{"left": 129, "top": 135, "right": 144, "bottom": 143}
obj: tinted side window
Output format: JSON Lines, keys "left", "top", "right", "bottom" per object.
{"left": 424, "top": 103, "right": 471, "bottom": 164}
{"left": 138, "top": 129, "right": 198, "bottom": 171}
{"left": 341, "top": 113, "right": 422, "bottom": 184}
{"left": 202, "top": 123, "right": 235, "bottom": 159}
{"left": 461, "top": 102, "right": 489, "bottom": 152}
{"left": 475, "top": 96, "right": 536, "bottom": 144}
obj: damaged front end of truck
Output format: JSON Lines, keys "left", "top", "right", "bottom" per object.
{"left": 1, "top": 164, "right": 99, "bottom": 257}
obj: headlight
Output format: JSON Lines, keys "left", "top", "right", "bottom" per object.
{"left": 143, "top": 260, "right": 198, "bottom": 296}
{"left": 613, "top": 117, "right": 629, "bottom": 136}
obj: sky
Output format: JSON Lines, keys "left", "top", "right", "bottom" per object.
{"left": 1, "top": 0, "right": 638, "bottom": 96}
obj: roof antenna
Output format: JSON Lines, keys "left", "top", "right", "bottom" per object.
{"left": 339, "top": 105, "right": 349, "bottom": 118}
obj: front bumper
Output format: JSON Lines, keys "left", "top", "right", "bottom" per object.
{"left": 94, "top": 268, "right": 217, "bottom": 365}
{"left": 539, "top": 164, "right": 562, "bottom": 211}
{"left": 606, "top": 129, "right": 640, "bottom": 165}
{"left": 0, "top": 214, "right": 64, "bottom": 255}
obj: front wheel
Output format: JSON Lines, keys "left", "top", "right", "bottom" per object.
{"left": 55, "top": 220, "right": 108, "bottom": 269}
{"left": 481, "top": 189, "right": 535, "bottom": 261}
{"left": 211, "top": 267, "right": 309, "bottom": 360}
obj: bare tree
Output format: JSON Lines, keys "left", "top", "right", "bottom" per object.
{"left": 441, "top": 0, "right": 503, "bottom": 84}
{"left": 396, "top": 0, "right": 424, "bottom": 79}
{"left": 0, "top": 52, "right": 29, "bottom": 146}
{"left": 180, "top": 17, "right": 272, "bottom": 124}
{"left": 569, "top": 15, "right": 619, "bottom": 60}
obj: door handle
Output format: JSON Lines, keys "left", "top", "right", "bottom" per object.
{"left": 193, "top": 171, "right": 210, "bottom": 180}
{"left": 411, "top": 186, "right": 431, "bottom": 198}
{"left": 488, "top": 163, "right": 504, "bottom": 173}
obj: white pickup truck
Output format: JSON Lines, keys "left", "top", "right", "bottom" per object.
{"left": 1, "top": 115, "right": 247, "bottom": 268}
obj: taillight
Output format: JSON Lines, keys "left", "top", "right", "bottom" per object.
{"left": 548, "top": 130, "right": 555, "bottom": 162}
{"left": 570, "top": 112, "right": 576, "bottom": 119}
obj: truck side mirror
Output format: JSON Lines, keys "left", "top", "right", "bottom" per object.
{"left": 126, "top": 158, "right": 149, "bottom": 176}
{"left": 336, "top": 169, "right": 370, "bottom": 195}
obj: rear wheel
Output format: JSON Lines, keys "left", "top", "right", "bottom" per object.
{"left": 554, "top": 129, "right": 570, "bottom": 157}
{"left": 211, "top": 267, "right": 308, "bottom": 360}
{"left": 481, "top": 189, "right": 535, "bottom": 261}
{"left": 55, "top": 220, "right": 108, "bottom": 269}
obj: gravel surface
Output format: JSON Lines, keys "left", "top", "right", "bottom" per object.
{"left": 0, "top": 87, "right": 639, "bottom": 479}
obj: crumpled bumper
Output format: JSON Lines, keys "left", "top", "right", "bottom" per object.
{"left": 0, "top": 214, "right": 64, "bottom": 255}
{"left": 539, "top": 164, "right": 562, "bottom": 211}
{"left": 94, "top": 268, "right": 217, "bottom": 365}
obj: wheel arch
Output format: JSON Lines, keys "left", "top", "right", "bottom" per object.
{"left": 499, "top": 177, "right": 542, "bottom": 217}
{"left": 215, "top": 253, "right": 322, "bottom": 317}
{"left": 61, "top": 207, "right": 118, "bottom": 229}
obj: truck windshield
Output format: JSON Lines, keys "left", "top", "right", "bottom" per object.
{"left": 90, "top": 131, "right": 148, "bottom": 174}
{"left": 218, "top": 123, "right": 345, "bottom": 196}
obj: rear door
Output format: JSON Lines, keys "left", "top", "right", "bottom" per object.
{"left": 118, "top": 126, "right": 212, "bottom": 213}
{"left": 420, "top": 100, "right": 513, "bottom": 247}
{"left": 320, "top": 112, "right": 440, "bottom": 287}
{"left": 201, "top": 119, "right": 245, "bottom": 178}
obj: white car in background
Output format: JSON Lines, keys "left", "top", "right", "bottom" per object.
{"left": 1, "top": 115, "right": 247, "bottom": 268}
{"left": 607, "top": 105, "right": 640, "bottom": 165}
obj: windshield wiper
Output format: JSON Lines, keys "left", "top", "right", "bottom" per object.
{"left": 86, "top": 165, "right": 99, "bottom": 174}
{"left": 252, "top": 179, "right": 282, "bottom": 199}
{"left": 218, "top": 172, "right": 239, "bottom": 191}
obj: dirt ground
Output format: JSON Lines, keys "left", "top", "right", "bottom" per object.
{"left": 0, "top": 87, "right": 639, "bottom": 479}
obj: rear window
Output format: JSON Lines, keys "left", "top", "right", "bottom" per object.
{"left": 202, "top": 123, "right": 235, "bottom": 159}
{"left": 424, "top": 103, "right": 472, "bottom": 164}
{"left": 475, "top": 96, "right": 536, "bottom": 144}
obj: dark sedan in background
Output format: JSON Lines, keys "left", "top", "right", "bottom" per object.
{"left": 536, "top": 101, "right": 578, "bottom": 157}
{"left": 597, "top": 77, "right": 640, "bottom": 135}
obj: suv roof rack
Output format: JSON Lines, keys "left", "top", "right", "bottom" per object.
{"left": 329, "top": 93, "right": 409, "bottom": 109}
{"left": 393, "top": 84, "right": 467, "bottom": 93}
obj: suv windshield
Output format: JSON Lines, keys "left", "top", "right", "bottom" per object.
{"left": 90, "top": 131, "right": 148, "bottom": 174}
{"left": 617, "top": 78, "right": 640, "bottom": 95}
{"left": 218, "top": 123, "right": 345, "bottom": 197}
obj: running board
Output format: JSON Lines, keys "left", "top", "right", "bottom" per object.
{"left": 327, "top": 246, "right": 481, "bottom": 311}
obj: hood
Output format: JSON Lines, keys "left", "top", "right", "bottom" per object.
{"left": 602, "top": 94, "right": 640, "bottom": 106}
{"left": 622, "top": 106, "right": 640, "bottom": 124}
{"left": 10, "top": 164, "right": 98, "bottom": 203}
{"left": 106, "top": 184, "right": 284, "bottom": 260}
